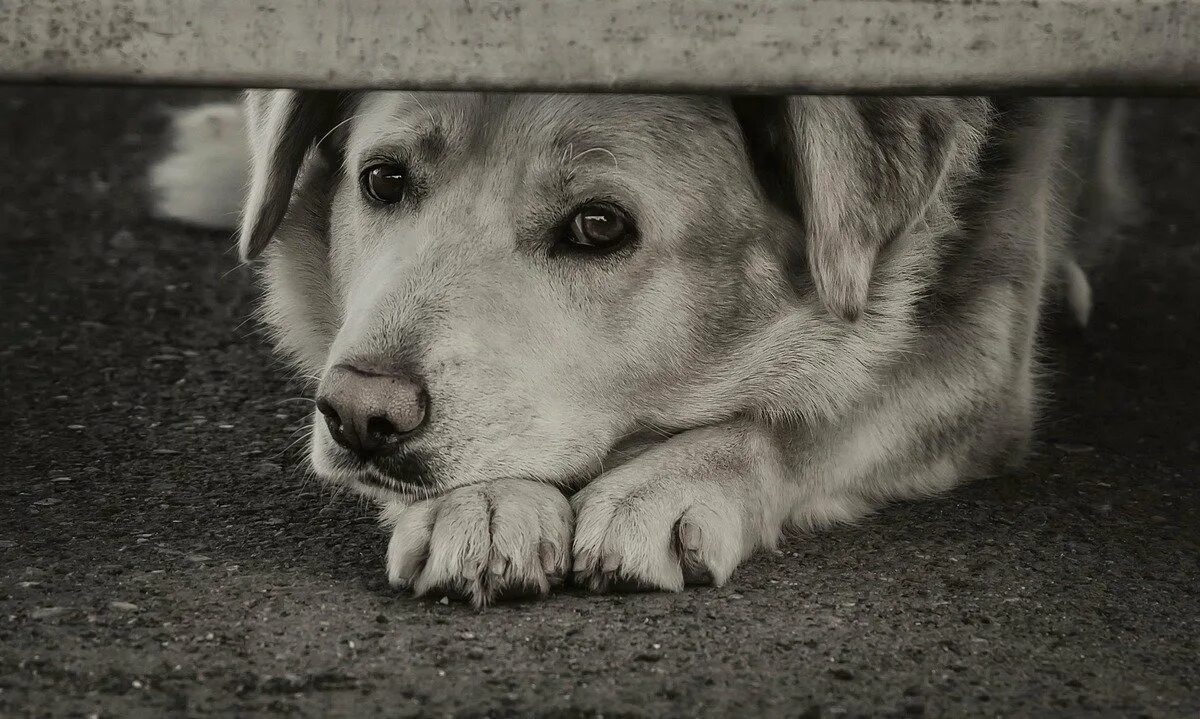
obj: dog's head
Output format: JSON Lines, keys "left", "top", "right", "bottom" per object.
{"left": 242, "top": 91, "right": 989, "bottom": 500}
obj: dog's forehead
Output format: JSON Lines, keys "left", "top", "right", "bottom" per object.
{"left": 349, "top": 92, "right": 735, "bottom": 157}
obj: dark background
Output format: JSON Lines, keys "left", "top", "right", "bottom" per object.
{"left": 1, "top": 88, "right": 1197, "bottom": 717}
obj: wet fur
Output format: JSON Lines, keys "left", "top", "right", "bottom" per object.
{"left": 151, "top": 93, "right": 1132, "bottom": 606}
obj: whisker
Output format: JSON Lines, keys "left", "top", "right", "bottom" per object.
{"left": 316, "top": 112, "right": 369, "bottom": 150}
{"left": 406, "top": 94, "right": 437, "bottom": 127}
{"left": 272, "top": 430, "right": 314, "bottom": 459}
{"left": 570, "top": 147, "right": 618, "bottom": 167}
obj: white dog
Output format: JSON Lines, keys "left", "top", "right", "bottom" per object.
{"left": 151, "top": 92, "right": 1132, "bottom": 606}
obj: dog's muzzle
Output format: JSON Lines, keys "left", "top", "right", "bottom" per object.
{"left": 316, "top": 362, "right": 428, "bottom": 463}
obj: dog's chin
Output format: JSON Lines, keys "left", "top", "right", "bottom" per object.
{"left": 353, "top": 466, "right": 433, "bottom": 498}
{"left": 336, "top": 463, "right": 452, "bottom": 503}
{"left": 307, "top": 423, "right": 644, "bottom": 503}
{"left": 311, "top": 441, "right": 450, "bottom": 502}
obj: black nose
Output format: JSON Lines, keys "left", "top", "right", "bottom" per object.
{"left": 315, "top": 364, "right": 428, "bottom": 461}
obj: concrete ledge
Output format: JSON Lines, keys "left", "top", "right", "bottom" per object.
{"left": 2, "top": 0, "right": 1199, "bottom": 94}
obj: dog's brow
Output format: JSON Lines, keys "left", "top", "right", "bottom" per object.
{"left": 357, "top": 125, "right": 448, "bottom": 167}
{"left": 351, "top": 95, "right": 453, "bottom": 164}
{"left": 555, "top": 136, "right": 621, "bottom": 185}
{"left": 414, "top": 129, "right": 448, "bottom": 163}
{"left": 570, "top": 147, "right": 619, "bottom": 168}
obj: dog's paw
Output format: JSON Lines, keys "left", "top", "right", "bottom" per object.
{"left": 571, "top": 472, "right": 747, "bottom": 593}
{"left": 149, "top": 102, "right": 248, "bottom": 230}
{"left": 384, "top": 480, "right": 572, "bottom": 607}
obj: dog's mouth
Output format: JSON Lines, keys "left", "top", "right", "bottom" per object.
{"left": 323, "top": 449, "right": 447, "bottom": 499}
{"left": 318, "top": 424, "right": 684, "bottom": 502}
{"left": 356, "top": 468, "right": 428, "bottom": 495}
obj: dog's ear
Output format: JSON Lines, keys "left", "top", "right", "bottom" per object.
{"left": 736, "top": 97, "right": 991, "bottom": 322}
{"left": 240, "top": 90, "right": 351, "bottom": 262}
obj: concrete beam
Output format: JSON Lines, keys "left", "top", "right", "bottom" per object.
{"left": 2, "top": 0, "right": 1199, "bottom": 94}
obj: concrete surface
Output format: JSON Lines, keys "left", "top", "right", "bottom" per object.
{"left": 6, "top": 1, "right": 1200, "bottom": 93}
{"left": 0, "top": 87, "right": 1197, "bottom": 718}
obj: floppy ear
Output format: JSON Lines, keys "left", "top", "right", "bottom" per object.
{"left": 740, "top": 97, "right": 990, "bottom": 322}
{"left": 239, "top": 90, "right": 350, "bottom": 261}
{"left": 795, "top": 98, "right": 992, "bottom": 321}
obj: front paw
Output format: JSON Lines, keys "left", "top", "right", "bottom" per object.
{"left": 571, "top": 472, "right": 748, "bottom": 593}
{"left": 385, "top": 480, "right": 572, "bottom": 607}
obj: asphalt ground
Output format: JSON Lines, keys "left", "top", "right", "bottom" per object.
{"left": 0, "top": 87, "right": 1197, "bottom": 717}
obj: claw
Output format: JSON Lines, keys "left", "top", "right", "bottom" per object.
{"left": 572, "top": 547, "right": 596, "bottom": 574}
{"left": 539, "top": 540, "right": 561, "bottom": 576}
{"left": 676, "top": 519, "right": 702, "bottom": 552}
{"left": 488, "top": 553, "right": 509, "bottom": 580}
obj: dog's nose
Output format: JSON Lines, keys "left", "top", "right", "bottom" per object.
{"left": 316, "top": 364, "right": 428, "bottom": 460}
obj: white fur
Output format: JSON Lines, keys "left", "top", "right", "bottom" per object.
{"left": 383, "top": 479, "right": 573, "bottom": 607}
{"left": 149, "top": 103, "right": 248, "bottom": 230}
{"left": 571, "top": 423, "right": 791, "bottom": 591}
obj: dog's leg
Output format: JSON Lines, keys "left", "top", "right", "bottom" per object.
{"left": 572, "top": 288, "right": 1039, "bottom": 594}
{"left": 1063, "top": 257, "right": 1093, "bottom": 327}
{"left": 384, "top": 479, "right": 573, "bottom": 607}
{"left": 1058, "top": 98, "right": 1138, "bottom": 326}
{"left": 1091, "top": 99, "right": 1138, "bottom": 225}
{"left": 571, "top": 422, "right": 794, "bottom": 592}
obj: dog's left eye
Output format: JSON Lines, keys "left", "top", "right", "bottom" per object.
{"left": 565, "top": 203, "right": 634, "bottom": 250}
{"left": 360, "top": 163, "right": 408, "bottom": 204}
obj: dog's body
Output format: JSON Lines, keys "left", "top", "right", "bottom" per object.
{"left": 152, "top": 93, "right": 1131, "bottom": 605}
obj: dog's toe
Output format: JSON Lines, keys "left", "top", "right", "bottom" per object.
{"left": 675, "top": 518, "right": 719, "bottom": 586}
{"left": 384, "top": 480, "right": 572, "bottom": 607}
{"left": 571, "top": 477, "right": 745, "bottom": 594}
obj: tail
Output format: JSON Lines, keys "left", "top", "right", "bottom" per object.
{"left": 148, "top": 102, "right": 249, "bottom": 231}
{"left": 1061, "top": 98, "right": 1139, "bottom": 328}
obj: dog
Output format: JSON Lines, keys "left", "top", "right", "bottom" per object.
{"left": 150, "top": 92, "right": 1132, "bottom": 606}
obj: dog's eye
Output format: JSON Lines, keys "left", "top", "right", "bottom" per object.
{"left": 360, "top": 163, "right": 408, "bottom": 204}
{"left": 566, "top": 203, "right": 634, "bottom": 250}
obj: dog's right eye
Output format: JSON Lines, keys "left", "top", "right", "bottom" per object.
{"left": 562, "top": 202, "right": 636, "bottom": 253}
{"left": 360, "top": 163, "right": 408, "bottom": 204}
